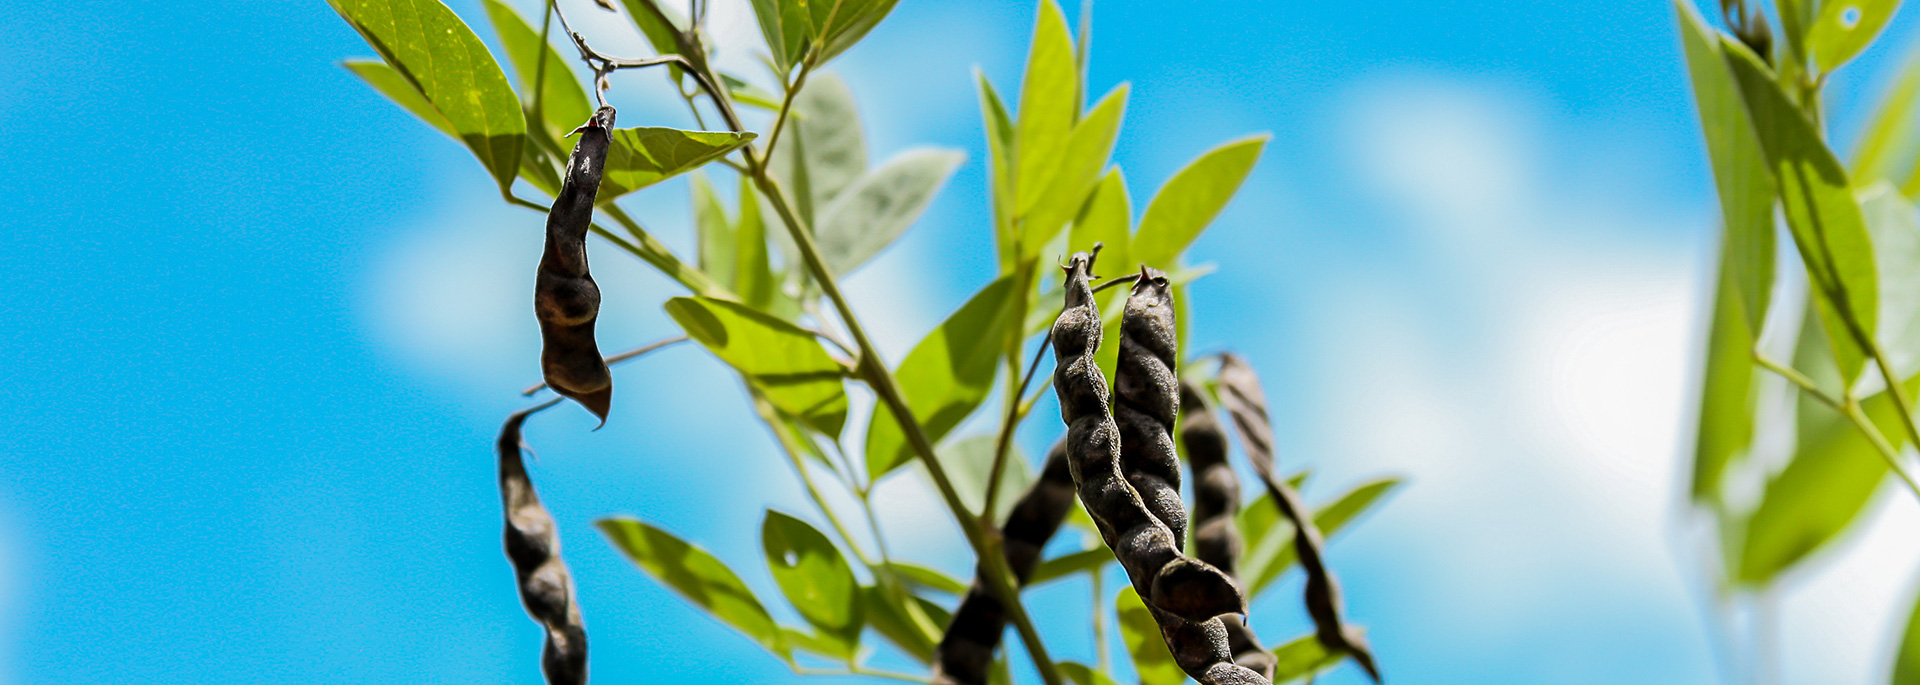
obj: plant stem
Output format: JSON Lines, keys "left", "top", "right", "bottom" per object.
{"left": 521, "top": 336, "right": 691, "bottom": 395}
{"left": 1091, "top": 567, "right": 1109, "bottom": 673}
{"left": 750, "top": 391, "right": 877, "bottom": 567}
{"left": 1755, "top": 353, "right": 1920, "bottom": 499}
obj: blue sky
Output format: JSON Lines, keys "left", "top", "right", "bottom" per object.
{"left": 4, "top": 0, "right": 1920, "bottom": 683}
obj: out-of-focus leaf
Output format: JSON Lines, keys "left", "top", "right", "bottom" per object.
{"left": 769, "top": 71, "right": 867, "bottom": 226}
{"left": 722, "top": 72, "right": 784, "bottom": 111}
{"left": 1059, "top": 661, "right": 1121, "bottom": 685}
{"left": 1861, "top": 184, "right": 1920, "bottom": 380}
{"left": 482, "top": 0, "right": 591, "bottom": 146}
{"left": 343, "top": 60, "right": 459, "bottom": 139}
{"left": 735, "top": 176, "right": 779, "bottom": 310}
{"left": 1022, "top": 84, "right": 1129, "bottom": 253}
{"left": 1115, "top": 586, "right": 1183, "bottom": 685}
{"left": 665, "top": 296, "right": 848, "bottom": 435}
{"left": 1678, "top": 0, "right": 1776, "bottom": 336}
{"left": 814, "top": 0, "right": 903, "bottom": 64}
{"left": 1243, "top": 477, "right": 1402, "bottom": 596}
{"left": 1131, "top": 136, "right": 1268, "bottom": 269}
{"left": 328, "top": 0, "right": 526, "bottom": 192}
{"left": 926, "top": 435, "right": 1034, "bottom": 525}
{"left": 1894, "top": 569, "right": 1920, "bottom": 683}
{"left": 1028, "top": 546, "right": 1111, "bottom": 586}
{"left": 815, "top": 149, "right": 966, "bottom": 276}
{"left": 862, "top": 585, "right": 950, "bottom": 664}
{"left": 1854, "top": 53, "right": 1920, "bottom": 184}
{"left": 748, "top": 0, "right": 809, "bottom": 73}
{"left": 1013, "top": 0, "right": 1079, "bottom": 220}
{"left": 618, "top": 0, "right": 685, "bottom": 57}
{"left": 977, "top": 70, "right": 1018, "bottom": 264}
{"left": 1692, "top": 248, "right": 1762, "bottom": 504}
{"left": 866, "top": 276, "right": 1019, "bottom": 478}
{"left": 1735, "top": 374, "right": 1919, "bottom": 585}
{"left": 762, "top": 510, "right": 863, "bottom": 646}
{"left": 1807, "top": 0, "right": 1900, "bottom": 71}
{"left": 782, "top": 625, "right": 855, "bottom": 662}
{"left": 598, "top": 518, "right": 786, "bottom": 656}
{"left": 1724, "top": 39, "right": 1879, "bottom": 387}
{"left": 692, "top": 172, "right": 738, "bottom": 287}
{"left": 600, "top": 128, "right": 757, "bottom": 202}
{"left": 1269, "top": 629, "right": 1355, "bottom": 683}
{"left": 880, "top": 561, "right": 969, "bottom": 595}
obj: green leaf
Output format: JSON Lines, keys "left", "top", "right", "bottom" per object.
{"left": 597, "top": 518, "right": 786, "bottom": 656}
{"left": 481, "top": 0, "right": 591, "bottom": 146}
{"left": 1028, "top": 546, "right": 1112, "bottom": 586}
{"left": 879, "top": 561, "right": 969, "bottom": 595}
{"left": 1269, "top": 629, "right": 1355, "bottom": 683}
{"left": 928, "top": 434, "right": 1034, "bottom": 525}
{"left": 1862, "top": 183, "right": 1920, "bottom": 380}
{"left": 1894, "top": 569, "right": 1920, "bottom": 683}
{"left": 1853, "top": 53, "right": 1920, "bottom": 184}
{"left": 977, "top": 70, "right": 1018, "bottom": 265}
{"left": 723, "top": 72, "right": 785, "bottom": 111}
{"left": 782, "top": 625, "right": 856, "bottom": 662}
{"left": 735, "top": 176, "right": 779, "bottom": 311}
{"left": 1022, "top": 84, "right": 1129, "bottom": 253}
{"left": 1735, "top": 374, "right": 1919, "bottom": 584}
{"left": 769, "top": 71, "right": 868, "bottom": 227}
{"left": 865, "top": 276, "right": 1020, "bottom": 478}
{"left": 1242, "top": 477, "right": 1402, "bottom": 596}
{"left": 1013, "top": 0, "right": 1079, "bottom": 220}
{"left": 1131, "top": 136, "right": 1268, "bottom": 269}
{"left": 1724, "top": 39, "right": 1879, "bottom": 386}
{"left": 815, "top": 148, "right": 966, "bottom": 276}
{"left": 1115, "top": 586, "right": 1183, "bottom": 685}
{"left": 861, "top": 585, "right": 950, "bottom": 664}
{"left": 1807, "top": 0, "right": 1901, "bottom": 71}
{"left": 600, "top": 128, "right": 758, "bottom": 202}
{"left": 328, "top": 0, "right": 526, "bottom": 193}
{"left": 692, "top": 172, "right": 738, "bottom": 288}
{"left": 1069, "top": 169, "right": 1133, "bottom": 277}
{"left": 1692, "top": 247, "right": 1762, "bottom": 504}
{"left": 1678, "top": 0, "right": 1776, "bottom": 337}
{"left": 665, "top": 296, "right": 849, "bottom": 435}
{"left": 343, "top": 60, "right": 459, "bottom": 139}
{"left": 617, "top": 0, "right": 685, "bottom": 55}
{"left": 1059, "top": 661, "right": 1121, "bottom": 685}
{"left": 748, "top": 0, "right": 809, "bottom": 73}
{"left": 762, "top": 510, "right": 863, "bottom": 645}
{"left": 813, "top": 0, "right": 904, "bottom": 64}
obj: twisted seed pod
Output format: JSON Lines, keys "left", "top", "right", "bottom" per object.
{"left": 537, "top": 106, "right": 617, "bottom": 423}
{"left": 1114, "top": 266, "right": 1187, "bottom": 547}
{"left": 499, "top": 399, "right": 587, "bottom": 684}
{"left": 1051, "top": 253, "right": 1264, "bottom": 685}
{"left": 932, "top": 441, "right": 1075, "bottom": 685}
{"left": 1217, "top": 353, "right": 1381, "bottom": 683}
{"left": 1181, "top": 380, "right": 1276, "bottom": 680}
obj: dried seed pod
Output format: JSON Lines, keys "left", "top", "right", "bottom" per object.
{"left": 932, "top": 441, "right": 1076, "bottom": 685}
{"left": 1050, "top": 252, "right": 1263, "bottom": 685}
{"left": 499, "top": 399, "right": 587, "bottom": 684}
{"left": 536, "top": 106, "right": 617, "bottom": 423}
{"left": 1181, "top": 380, "right": 1275, "bottom": 679}
{"left": 1217, "top": 353, "right": 1381, "bottom": 683}
{"left": 1113, "top": 267, "right": 1188, "bottom": 547}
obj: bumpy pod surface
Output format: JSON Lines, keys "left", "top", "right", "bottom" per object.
{"left": 536, "top": 106, "right": 617, "bottom": 423}
{"left": 1113, "top": 267, "right": 1188, "bottom": 547}
{"left": 932, "top": 441, "right": 1075, "bottom": 685}
{"left": 1217, "top": 353, "right": 1380, "bottom": 683}
{"left": 499, "top": 401, "right": 587, "bottom": 684}
{"left": 1181, "top": 380, "right": 1275, "bottom": 679}
{"left": 1050, "top": 253, "right": 1262, "bottom": 685}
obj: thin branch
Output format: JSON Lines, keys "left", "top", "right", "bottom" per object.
{"left": 522, "top": 336, "right": 691, "bottom": 396}
{"left": 1755, "top": 352, "right": 1920, "bottom": 500}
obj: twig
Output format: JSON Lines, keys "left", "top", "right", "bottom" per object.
{"left": 1754, "top": 352, "right": 1920, "bottom": 500}
{"left": 522, "top": 336, "right": 691, "bottom": 396}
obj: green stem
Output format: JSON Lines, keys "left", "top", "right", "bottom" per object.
{"left": 1755, "top": 352, "right": 1920, "bottom": 499}
{"left": 750, "top": 391, "right": 875, "bottom": 568}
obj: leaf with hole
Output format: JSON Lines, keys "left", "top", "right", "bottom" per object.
{"left": 1807, "top": 0, "right": 1900, "bottom": 71}
{"left": 761, "top": 510, "right": 862, "bottom": 648}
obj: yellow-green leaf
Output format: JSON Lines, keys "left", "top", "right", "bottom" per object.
{"left": 600, "top": 128, "right": 758, "bottom": 202}
{"left": 1241, "top": 477, "right": 1401, "bottom": 596}
{"left": 1022, "top": 84, "right": 1129, "bottom": 253}
{"left": 1115, "top": 586, "right": 1183, "bottom": 685}
{"left": 481, "top": 0, "right": 591, "bottom": 146}
{"left": 1013, "top": 0, "right": 1079, "bottom": 219}
{"left": 1270, "top": 629, "right": 1359, "bottom": 683}
{"left": 1131, "top": 135, "right": 1268, "bottom": 269}
{"left": 865, "top": 276, "right": 1019, "bottom": 479}
{"left": 762, "top": 510, "right": 862, "bottom": 645}
{"left": 598, "top": 518, "right": 787, "bottom": 657}
{"left": 665, "top": 296, "right": 849, "bottom": 435}
{"left": 1807, "top": 0, "right": 1901, "bottom": 71}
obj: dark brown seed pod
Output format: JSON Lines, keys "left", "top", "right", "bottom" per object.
{"left": 1217, "top": 353, "right": 1381, "bottom": 684}
{"left": 1050, "top": 252, "right": 1263, "bottom": 685}
{"left": 1113, "top": 266, "right": 1187, "bottom": 547}
{"left": 499, "top": 398, "right": 587, "bottom": 685}
{"left": 536, "top": 106, "right": 617, "bottom": 424}
{"left": 932, "top": 441, "right": 1076, "bottom": 685}
{"left": 1181, "top": 380, "right": 1276, "bottom": 679}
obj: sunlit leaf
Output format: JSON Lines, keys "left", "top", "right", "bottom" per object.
{"left": 862, "top": 585, "right": 950, "bottom": 664}
{"left": 748, "top": 0, "right": 809, "bottom": 73}
{"left": 815, "top": 148, "right": 966, "bottom": 276}
{"left": 1242, "top": 477, "right": 1401, "bottom": 596}
{"left": 1131, "top": 136, "right": 1268, "bottom": 269}
{"left": 814, "top": 0, "right": 904, "bottom": 64}
{"left": 1028, "top": 546, "right": 1112, "bottom": 586}
{"left": 328, "top": 0, "right": 526, "bottom": 192}
{"left": 343, "top": 60, "right": 459, "bottom": 139}
{"left": 1893, "top": 570, "right": 1920, "bottom": 683}
{"left": 1270, "top": 629, "right": 1358, "bottom": 683}
{"left": 1022, "top": 84, "right": 1129, "bottom": 253}
{"left": 926, "top": 434, "right": 1034, "bottom": 526}
{"left": 762, "top": 510, "right": 862, "bottom": 646}
{"left": 1678, "top": 0, "right": 1776, "bottom": 337}
{"left": 735, "top": 176, "right": 779, "bottom": 311}
{"left": 1059, "top": 661, "right": 1121, "bottom": 685}
{"left": 1806, "top": 0, "right": 1900, "bottom": 71}
{"left": 692, "top": 171, "right": 738, "bottom": 287}
{"left": 879, "top": 561, "right": 969, "bottom": 595}
{"left": 866, "top": 276, "right": 1019, "bottom": 478}
{"left": 598, "top": 518, "right": 787, "bottom": 657}
{"left": 1069, "top": 169, "right": 1133, "bottom": 278}
{"left": 1861, "top": 184, "right": 1920, "bottom": 380}
{"left": 482, "top": 0, "right": 592, "bottom": 146}
{"left": 1115, "top": 586, "right": 1183, "bottom": 685}
{"left": 665, "top": 296, "right": 849, "bottom": 435}
{"left": 977, "top": 70, "right": 1018, "bottom": 265}
{"left": 617, "top": 0, "right": 686, "bottom": 57}
{"left": 1013, "top": 0, "right": 1079, "bottom": 220}
{"left": 599, "top": 128, "right": 757, "bottom": 202}
{"left": 1853, "top": 53, "right": 1920, "bottom": 185}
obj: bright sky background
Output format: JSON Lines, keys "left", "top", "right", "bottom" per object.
{"left": 6, "top": 0, "right": 1920, "bottom": 683}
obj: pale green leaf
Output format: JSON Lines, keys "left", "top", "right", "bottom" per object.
{"left": 1862, "top": 183, "right": 1920, "bottom": 380}
{"left": 1853, "top": 53, "right": 1920, "bottom": 184}
{"left": 865, "top": 276, "right": 1019, "bottom": 478}
{"left": 1022, "top": 84, "right": 1129, "bottom": 253}
{"left": 1013, "top": 0, "right": 1079, "bottom": 219}
{"left": 599, "top": 127, "right": 757, "bottom": 202}
{"left": 923, "top": 435, "right": 1034, "bottom": 526}
{"left": 328, "top": 0, "right": 526, "bottom": 192}
{"left": 769, "top": 71, "right": 868, "bottom": 226}
{"left": 1131, "top": 136, "right": 1268, "bottom": 269}
{"left": 1692, "top": 250, "right": 1762, "bottom": 504}
{"left": 762, "top": 510, "right": 863, "bottom": 644}
{"left": 816, "top": 148, "right": 966, "bottom": 276}
{"left": 617, "top": 0, "right": 685, "bottom": 56}
{"left": 482, "top": 0, "right": 591, "bottom": 146}
{"left": 692, "top": 171, "right": 738, "bottom": 287}
{"left": 1069, "top": 169, "right": 1133, "bottom": 277}
{"left": 748, "top": 0, "right": 809, "bottom": 73}
{"left": 977, "top": 70, "right": 1018, "bottom": 265}
{"left": 665, "top": 296, "right": 849, "bottom": 435}
{"left": 1115, "top": 586, "right": 1183, "bottom": 685}
{"left": 1028, "top": 547, "right": 1111, "bottom": 586}
{"left": 598, "top": 518, "right": 786, "bottom": 656}
{"left": 735, "top": 176, "right": 779, "bottom": 311}
{"left": 1807, "top": 0, "right": 1901, "bottom": 71}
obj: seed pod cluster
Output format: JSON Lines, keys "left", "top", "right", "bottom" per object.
{"left": 499, "top": 400, "right": 588, "bottom": 684}
{"left": 1051, "top": 254, "right": 1265, "bottom": 685}
{"left": 1181, "top": 380, "right": 1276, "bottom": 679}
{"left": 1217, "top": 353, "right": 1380, "bottom": 683}
{"left": 932, "top": 441, "right": 1076, "bottom": 685}
{"left": 537, "top": 106, "right": 618, "bottom": 423}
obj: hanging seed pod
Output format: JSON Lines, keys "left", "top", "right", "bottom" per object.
{"left": 1216, "top": 353, "right": 1380, "bottom": 683}
{"left": 1113, "top": 266, "right": 1188, "bottom": 547}
{"left": 1181, "top": 380, "right": 1275, "bottom": 679}
{"left": 1051, "top": 252, "right": 1265, "bottom": 685}
{"left": 933, "top": 441, "right": 1076, "bottom": 685}
{"left": 499, "top": 399, "right": 587, "bottom": 684}
{"left": 536, "top": 106, "right": 617, "bottom": 423}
